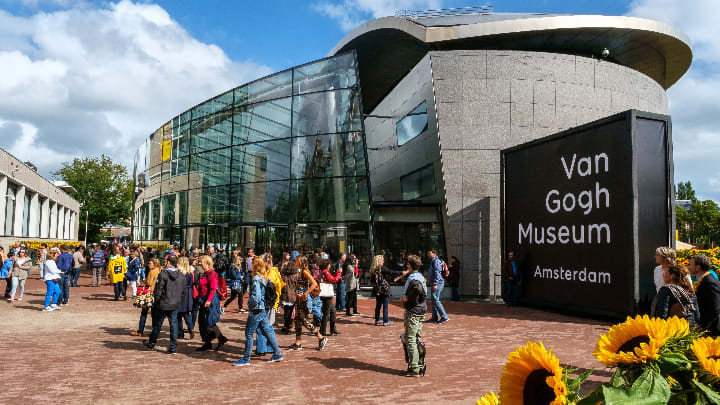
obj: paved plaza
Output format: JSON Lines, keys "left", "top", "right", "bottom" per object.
{"left": 1, "top": 272, "right": 612, "bottom": 404}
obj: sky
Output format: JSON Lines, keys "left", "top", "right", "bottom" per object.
{"left": 0, "top": 0, "right": 717, "bottom": 200}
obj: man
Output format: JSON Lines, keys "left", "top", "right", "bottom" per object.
{"left": 91, "top": 245, "right": 105, "bottom": 287}
{"left": 690, "top": 255, "right": 720, "bottom": 336}
{"left": 56, "top": 246, "right": 74, "bottom": 306}
{"left": 502, "top": 251, "right": 521, "bottom": 307}
{"left": 426, "top": 250, "right": 449, "bottom": 324}
{"left": 334, "top": 253, "right": 347, "bottom": 311}
{"left": 400, "top": 255, "right": 427, "bottom": 377}
{"left": 9, "top": 242, "right": 20, "bottom": 257}
{"left": 71, "top": 246, "right": 85, "bottom": 287}
{"left": 143, "top": 255, "right": 185, "bottom": 354}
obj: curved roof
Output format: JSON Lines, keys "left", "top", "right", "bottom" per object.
{"left": 329, "top": 13, "right": 692, "bottom": 113}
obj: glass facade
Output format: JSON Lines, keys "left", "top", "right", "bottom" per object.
{"left": 396, "top": 101, "right": 428, "bottom": 146}
{"left": 133, "top": 52, "right": 372, "bottom": 259}
{"left": 401, "top": 164, "right": 435, "bottom": 200}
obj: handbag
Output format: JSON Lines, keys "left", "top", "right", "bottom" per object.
{"left": 319, "top": 282, "right": 334, "bottom": 297}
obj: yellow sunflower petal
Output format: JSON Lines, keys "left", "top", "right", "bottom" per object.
{"left": 691, "top": 336, "right": 720, "bottom": 380}
{"left": 477, "top": 392, "right": 499, "bottom": 405}
{"left": 499, "top": 342, "right": 568, "bottom": 405}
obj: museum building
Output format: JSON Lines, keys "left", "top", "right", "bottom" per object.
{"left": 132, "top": 8, "right": 691, "bottom": 296}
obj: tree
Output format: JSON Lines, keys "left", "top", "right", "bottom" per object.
{"left": 676, "top": 181, "right": 696, "bottom": 201}
{"left": 54, "top": 155, "right": 133, "bottom": 243}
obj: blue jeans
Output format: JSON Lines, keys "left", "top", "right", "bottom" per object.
{"left": 70, "top": 268, "right": 81, "bottom": 286}
{"left": 243, "top": 309, "right": 280, "bottom": 360}
{"left": 148, "top": 308, "right": 179, "bottom": 352}
{"left": 44, "top": 280, "right": 60, "bottom": 307}
{"left": 177, "top": 311, "right": 194, "bottom": 338}
{"left": 506, "top": 279, "right": 519, "bottom": 306}
{"left": 58, "top": 273, "right": 70, "bottom": 304}
{"left": 336, "top": 282, "right": 346, "bottom": 310}
{"left": 430, "top": 283, "right": 448, "bottom": 321}
{"left": 375, "top": 294, "right": 390, "bottom": 323}
{"left": 191, "top": 299, "right": 200, "bottom": 330}
{"left": 311, "top": 295, "right": 323, "bottom": 326}
{"left": 138, "top": 307, "right": 149, "bottom": 335}
{"left": 138, "top": 267, "right": 146, "bottom": 280}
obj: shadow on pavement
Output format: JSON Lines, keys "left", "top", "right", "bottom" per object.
{"left": 82, "top": 294, "right": 118, "bottom": 301}
{"left": 307, "top": 356, "right": 404, "bottom": 376}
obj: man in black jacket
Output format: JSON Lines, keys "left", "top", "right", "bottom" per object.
{"left": 690, "top": 255, "right": 720, "bottom": 336}
{"left": 400, "top": 255, "right": 427, "bottom": 377}
{"left": 144, "top": 255, "right": 185, "bottom": 354}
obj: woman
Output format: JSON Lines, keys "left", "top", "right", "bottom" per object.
{"left": 448, "top": 256, "right": 461, "bottom": 301}
{"left": 254, "top": 253, "right": 285, "bottom": 356}
{"left": 280, "top": 252, "right": 290, "bottom": 271}
{"left": 176, "top": 257, "right": 195, "bottom": 340}
{"left": 279, "top": 256, "right": 299, "bottom": 335}
{"left": 232, "top": 257, "right": 283, "bottom": 366}
{"left": 343, "top": 254, "right": 360, "bottom": 316}
{"left": 318, "top": 258, "right": 342, "bottom": 335}
{"left": 654, "top": 264, "right": 700, "bottom": 328}
{"left": 43, "top": 250, "right": 63, "bottom": 311}
{"left": 196, "top": 255, "right": 228, "bottom": 351}
{"left": 8, "top": 248, "right": 32, "bottom": 302}
{"left": 125, "top": 250, "right": 140, "bottom": 298}
{"left": 287, "top": 255, "right": 328, "bottom": 351}
{"left": 370, "top": 254, "right": 403, "bottom": 326}
{"left": 653, "top": 247, "right": 677, "bottom": 292}
{"left": 224, "top": 253, "right": 243, "bottom": 312}
{"left": 130, "top": 258, "right": 161, "bottom": 337}
{"left": 1, "top": 249, "right": 11, "bottom": 298}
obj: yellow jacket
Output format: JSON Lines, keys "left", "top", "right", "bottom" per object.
{"left": 107, "top": 256, "right": 127, "bottom": 284}
{"left": 268, "top": 266, "right": 285, "bottom": 310}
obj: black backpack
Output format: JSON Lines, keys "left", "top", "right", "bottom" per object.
{"left": 215, "top": 253, "right": 230, "bottom": 274}
{"left": 264, "top": 279, "right": 277, "bottom": 309}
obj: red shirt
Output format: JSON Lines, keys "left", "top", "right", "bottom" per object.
{"left": 321, "top": 269, "right": 342, "bottom": 284}
{"left": 198, "top": 269, "right": 218, "bottom": 301}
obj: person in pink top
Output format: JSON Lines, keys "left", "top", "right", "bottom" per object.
{"left": 318, "top": 259, "right": 342, "bottom": 336}
{"left": 196, "top": 255, "right": 228, "bottom": 352}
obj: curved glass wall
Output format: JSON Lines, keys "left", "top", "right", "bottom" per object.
{"left": 133, "top": 52, "right": 372, "bottom": 260}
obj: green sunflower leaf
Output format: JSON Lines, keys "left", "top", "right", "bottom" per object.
{"left": 602, "top": 369, "right": 671, "bottom": 404}
{"left": 690, "top": 379, "right": 720, "bottom": 403}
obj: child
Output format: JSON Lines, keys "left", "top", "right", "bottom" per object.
{"left": 400, "top": 255, "right": 427, "bottom": 377}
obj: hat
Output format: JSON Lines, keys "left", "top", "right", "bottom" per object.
{"left": 290, "top": 250, "right": 300, "bottom": 260}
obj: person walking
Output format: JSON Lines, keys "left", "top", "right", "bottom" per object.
{"left": 400, "top": 255, "right": 428, "bottom": 377}
{"left": 42, "top": 250, "right": 63, "bottom": 311}
{"left": 107, "top": 247, "right": 128, "bottom": 301}
{"left": 232, "top": 256, "right": 283, "bottom": 366}
{"left": 8, "top": 248, "right": 32, "bottom": 302}
{"left": 502, "top": 251, "right": 521, "bottom": 307}
{"left": 91, "top": 246, "right": 105, "bottom": 287}
{"left": 224, "top": 253, "right": 243, "bottom": 312}
{"left": 56, "top": 246, "right": 73, "bottom": 306}
{"left": 279, "top": 254, "right": 299, "bottom": 335}
{"left": 126, "top": 250, "right": 141, "bottom": 298}
{"left": 71, "top": 246, "right": 85, "bottom": 287}
{"left": 130, "top": 258, "right": 161, "bottom": 337}
{"left": 287, "top": 255, "right": 328, "bottom": 351}
{"left": 143, "top": 255, "right": 186, "bottom": 354}
{"left": 653, "top": 264, "right": 699, "bottom": 328}
{"left": 253, "top": 253, "right": 284, "bottom": 356}
{"left": 370, "top": 255, "right": 402, "bottom": 326}
{"left": 38, "top": 243, "right": 48, "bottom": 279}
{"left": 176, "top": 257, "right": 195, "bottom": 340}
{"left": 2, "top": 250, "right": 12, "bottom": 298}
{"left": 427, "top": 250, "right": 449, "bottom": 324}
{"left": 318, "top": 258, "right": 342, "bottom": 335}
{"left": 334, "top": 253, "right": 347, "bottom": 311}
{"left": 690, "top": 255, "right": 720, "bottom": 336}
{"left": 343, "top": 254, "right": 360, "bottom": 316}
{"left": 196, "top": 255, "right": 228, "bottom": 351}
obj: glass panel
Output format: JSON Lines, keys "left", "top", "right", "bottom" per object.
{"left": 401, "top": 164, "right": 435, "bottom": 200}
{"left": 235, "top": 70, "right": 292, "bottom": 107}
{"left": 291, "top": 177, "right": 369, "bottom": 222}
{"left": 190, "top": 111, "right": 232, "bottom": 154}
{"left": 178, "top": 190, "right": 187, "bottom": 226}
{"left": 134, "top": 140, "right": 148, "bottom": 188}
{"left": 292, "top": 88, "right": 362, "bottom": 137}
{"left": 231, "top": 140, "right": 290, "bottom": 184}
{"left": 150, "top": 198, "right": 161, "bottom": 225}
{"left": 232, "top": 98, "right": 291, "bottom": 145}
{"left": 191, "top": 90, "right": 233, "bottom": 120}
{"left": 189, "top": 147, "right": 232, "bottom": 188}
{"left": 171, "top": 157, "right": 189, "bottom": 177}
{"left": 147, "top": 129, "right": 164, "bottom": 171}
{"left": 396, "top": 101, "right": 428, "bottom": 146}
{"left": 293, "top": 53, "right": 357, "bottom": 95}
{"left": 291, "top": 221, "right": 371, "bottom": 266}
{"left": 291, "top": 132, "right": 366, "bottom": 179}
{"left": 228, "top": 181, "right": 290, "bottom": 223}
{"left": 180, "top": 110, "right": 191, "bottom": 125}
{"left": 175, "top": 122, "right": 190, "bottom": 158}
{"left": 161, "top": 194, "right": 176, "bottom": 225}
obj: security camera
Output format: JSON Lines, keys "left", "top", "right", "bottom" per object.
{"left": 601, "top": 48, "right": 610, "bottom": 58}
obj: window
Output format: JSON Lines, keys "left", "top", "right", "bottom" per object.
{"left": 401, "top": 165, "right": 435, "bottom": 200}
{"left": 396, "top": 102, "right": 428, "bottom": 146}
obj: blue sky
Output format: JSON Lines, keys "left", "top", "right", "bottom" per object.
{"left": 0, "top": 0, "right": 718, "bottom": 202}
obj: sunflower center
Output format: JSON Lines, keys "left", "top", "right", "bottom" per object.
{"left": 709, "top": 355, "right": 720, "bottom": 360}
{"left": 523, "top": 369, "right": 555, "bottom": 405}
{"left": 616, "top": 335, "right": 650, "bottom": 354}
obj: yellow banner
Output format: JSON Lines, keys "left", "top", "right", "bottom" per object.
{"left": 162, "top": 139, "right": 172, "bottom": 161}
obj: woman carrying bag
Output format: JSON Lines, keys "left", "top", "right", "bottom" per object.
{"left": 130, "top": 258, "right": 161, "bottom": 337}
{"left": 318, "top": 258, "right": 342, "bottom": 336}
{"left": 195, "top": 255, "right": 228, "bottom": 352}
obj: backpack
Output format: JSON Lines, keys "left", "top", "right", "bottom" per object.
{"left": 215, "top": 253, "right": 230, "bottom": 275}
{"left": 216, "top": 276, "right": 228, "bottom": 300}
{"left": 441, "top": 260, "right": 450, "bottom": 279}
{"left": 264, "top": 279, "right": 277, "bottom": 309}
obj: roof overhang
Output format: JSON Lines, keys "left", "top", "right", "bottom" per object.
{"left": 329, "top": 15, "right": 692, "bottom": 113}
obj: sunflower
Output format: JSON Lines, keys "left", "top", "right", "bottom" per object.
{"left": 594, "top": 315, "right": 689, "bottom": 367}
{"left": 477, "top": 392, "right": 499, "bottom": 405}
{"left": 499, "top": 341, "right": 567, "bottom": 405}
{"left": 691, "top": 336, "right": 720, "bottom": 380}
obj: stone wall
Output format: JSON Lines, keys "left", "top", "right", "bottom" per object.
{"left": 430, "top": 50, "right": 668, "bottom": 297}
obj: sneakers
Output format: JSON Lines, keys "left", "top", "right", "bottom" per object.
{"left": 384, "top": 322, "right": 394, "bottom": 327}
{"left": 287, "top": 343, "right": 302, "bottom": 351}
{"left": 51, "top": 304, "right": 61, "bottom": 310}
{"left": 18, "top": 296, "right": 22, "bottom": 301}
{"left": 318, "top": 337, "right": 329, "bottom": 351}
{"left": 219, "top": 307, "right": 225, "bottom": 314}
{"left": 196, "top": 343, "right": 212, "bottom": 352}
{"left": 130, "top": 331, "right": 142, "bottom": 337}
{"left": 437, "top": 318, "right": 450, "bottom": 325}
{"left": 331, "top": 330, "right": 341, "bottom": 336}
{"left": 375, "top": 320, "right": 384, "bottom": 326}
{"left": 215, "top": 336, "right": 229, "bottom": 351}
{"left": 239, "top": 309, "right": 248, "bottom": 313}
{"left": 166, "top": 349, "right": 177, "bottom": 355}
{"left": 43, "top": 306, "right": 55, "bottom": 312}
{"left": 425, "top": 319, "right": 438, "bottom": 324}
{"left": 405, "top": 370, "right": 421, "bottom": 378}
{"left": 142, "top": 340, "right": 155, "bottom": 351}
{"left": 267, "top": 354, "right": 283, "bottom": 363}
{"left": 232, "top": 358, "right": 251, "bottom": 366}
{"left": 7, "top": 297, "right": 13, "bottom": 302}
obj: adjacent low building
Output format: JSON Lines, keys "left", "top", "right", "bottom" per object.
{"left": 132, "top": 8, "right": 691, "bottom": 297}
{"left": 0, "top": 148, "right": 81, "bottom": 247}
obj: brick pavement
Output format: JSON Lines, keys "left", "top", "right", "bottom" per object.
{"left": 0, "top": 272, "right": 612, "bottom": 404}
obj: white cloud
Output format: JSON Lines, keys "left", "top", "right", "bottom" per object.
{"left": 0, "top": 1, "right": 273, "bottom": 177}
{"left": 628, "top": 0, "right": 720, "bottom": 202}
{"left": 314, "top": 0, "right": 443, "bottom": 31}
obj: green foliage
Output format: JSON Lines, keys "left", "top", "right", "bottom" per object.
{"left": 53, "top": 155, "right": 133, "bottom": 243}
{"left": 676, "top": 181, "right": 720, "bottom": 246}
{"left": 676, "top": 181, "right": 696, "bottom": 201}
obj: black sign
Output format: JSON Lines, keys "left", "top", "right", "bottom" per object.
{"left": 502, "top": 110, "right": 672, "bottom": 317}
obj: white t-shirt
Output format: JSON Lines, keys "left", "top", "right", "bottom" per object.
{"left": 654, "top": 265, "right": 664, "bottom": 292}
{"left": 43, "top": 260, "right": 62, "bottom": 281}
